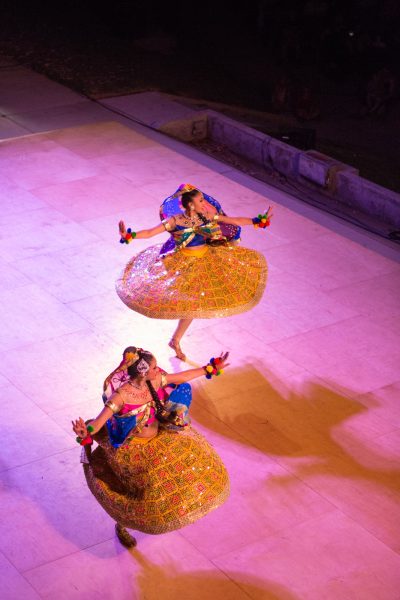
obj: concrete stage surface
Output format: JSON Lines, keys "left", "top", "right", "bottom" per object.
{"left": 0, "top": 119, "right": 400, "bottom": 600}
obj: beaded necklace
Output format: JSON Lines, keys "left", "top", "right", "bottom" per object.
{"left": 180, "top": 211, "right": 204, "bottom": 228}
{"left": 128, "top": 380, "right": 146, "bottom": 390}
{"left": 125, "top": 381, "right": 151, "bottom": 403}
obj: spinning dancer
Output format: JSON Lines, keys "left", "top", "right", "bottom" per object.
{"left": 117, "top": 183, "right": 272, "bottom": 360}
{"left": 72, "top": 346, "right": 230, "bottom": 547}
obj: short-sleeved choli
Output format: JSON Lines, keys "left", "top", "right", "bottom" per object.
{"left": 161, "top": 217, "right": 176, "bottom": 232}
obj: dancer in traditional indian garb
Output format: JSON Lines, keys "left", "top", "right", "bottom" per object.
{"left": 72, "top": 346, "right": 230, "bottom": 547}
{"left": 116, "top": 183, "right": 272, "bottom": 360}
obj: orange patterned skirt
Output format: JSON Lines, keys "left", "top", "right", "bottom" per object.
{"left": 83, "top": 426, "right": 230, "bottom": 534}
{"left": 116, "top": 243, "right": 268, "bottom": 319}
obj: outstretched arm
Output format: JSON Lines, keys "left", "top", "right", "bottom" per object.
{"left": 216, "top": 215, "right": 253, "bottom": 226}
{"left": 72, "top": 392, "right": 124, "bottom": 438}
{"left": 215, "top": 207, "right": 273, "bottom": 228}
{"left": 163, "top": 352, "right": 229, "bottom": 385}
{"left": 164, "top": 367, "right": 207, "bottom": 385}
{"left": 119, "top": 220, "right": 167, "bottom": 240}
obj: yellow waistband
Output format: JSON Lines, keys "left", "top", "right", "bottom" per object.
{"left": 181, "top": 245, "right": 209, "bottom": 258}
{"left": 131, "top": 434, "right": 155, "bottom": 445}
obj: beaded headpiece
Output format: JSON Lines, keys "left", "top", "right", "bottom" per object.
{"left": 136, "top": 358, "right": 150, "bottom": 375}
{"left": 171, "top": 183, "right": 198, "bottom": 198}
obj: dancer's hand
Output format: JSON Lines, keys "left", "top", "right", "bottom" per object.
{"left": 203, "top": 200, "right": 217, "bottom": 218}
{"left": 72, "top": 417, "right": 88, "bottom": 438}
{"left": 216, "top": 351, "right": 230, "bottom": 369}
{"left": 119, "top": 220, "right": 126, "bottom": 237}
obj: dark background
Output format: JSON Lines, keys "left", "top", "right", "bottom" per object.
{"left": 2, "top": 0, "right": 400, "bottom": 191}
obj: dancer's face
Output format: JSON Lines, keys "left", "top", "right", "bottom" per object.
{"left": 146, "top": 357, "right": 159, "bottom": 381}
{"left": 190, "top": 192, "right": 205, "bottom": 212}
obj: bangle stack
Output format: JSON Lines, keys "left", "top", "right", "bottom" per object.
{"left": 252, "top": 207, "right": 272, "bottom": 229}
{"left": 120, "top": 228, "right": 137, "bottom": 244}
{"left": 203, "top": 357, "right": 224, "bottom": 379}
{"left": 76, "top": 424, "right": 94, "bottom": 446}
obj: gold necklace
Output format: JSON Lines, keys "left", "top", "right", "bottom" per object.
{"left": 129, "top": 380, "right": 147, "bottom": 391}
{"left": 183, "top": 211, "right": 200, "bottom": 227}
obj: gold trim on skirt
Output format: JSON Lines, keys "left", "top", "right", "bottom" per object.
{"left": 116, "top": 243, "right": 268, "bottom": 319}
{"left": 84, "top": 426, "right": 230, "bottom": 534}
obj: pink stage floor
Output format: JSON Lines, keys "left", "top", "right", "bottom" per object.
{"left": 1, "top": 115, "right": 400, "bottom": 599}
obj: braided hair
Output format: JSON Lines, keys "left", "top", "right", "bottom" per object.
{"left": 126, "top": 348, "right": 176, "bottom": 424}
{"left": 181, "top": 190, "right": 209, "bottom": 226}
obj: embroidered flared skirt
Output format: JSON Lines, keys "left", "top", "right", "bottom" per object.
{"left": 116, "top": 243, "right": 268, "bottom": 319}
{"left": 83, "top": 426, "right": 230, "bottom": 534}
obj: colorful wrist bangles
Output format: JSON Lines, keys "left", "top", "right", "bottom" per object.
{"left": 203, "top": 357, "right": 224, "bottom": 379}
{"left": 252, "top": 207, "right": 272, "bottom": 229}
{"left": 120, "top": 228, "right": 137, "bottom": 244}
{"left": 76, "top": 424, "right": 94, "bottom": 445}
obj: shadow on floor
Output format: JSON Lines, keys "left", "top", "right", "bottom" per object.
{"left": 127, "top": 549, "right": 301, "bottom": 600}
{"left": 191, "top": 365, "right": 400, "bottom": 494}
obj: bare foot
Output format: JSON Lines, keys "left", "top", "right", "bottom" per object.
{"left": 115, "top": 523, "right": 137, "bottom": 548}
{"left": 168, "top": 338, "right": 186, "bottom": 361}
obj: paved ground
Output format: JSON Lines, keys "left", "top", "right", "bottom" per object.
{"left": 1, "top": 61, "right": 400, "bottom": 600}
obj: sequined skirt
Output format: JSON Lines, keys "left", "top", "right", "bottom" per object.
{"left": 83, "top": 426, "right": 230, "bottom": 534}
{"left": 116, "top": 243, "right": 268, "bottom": 319}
